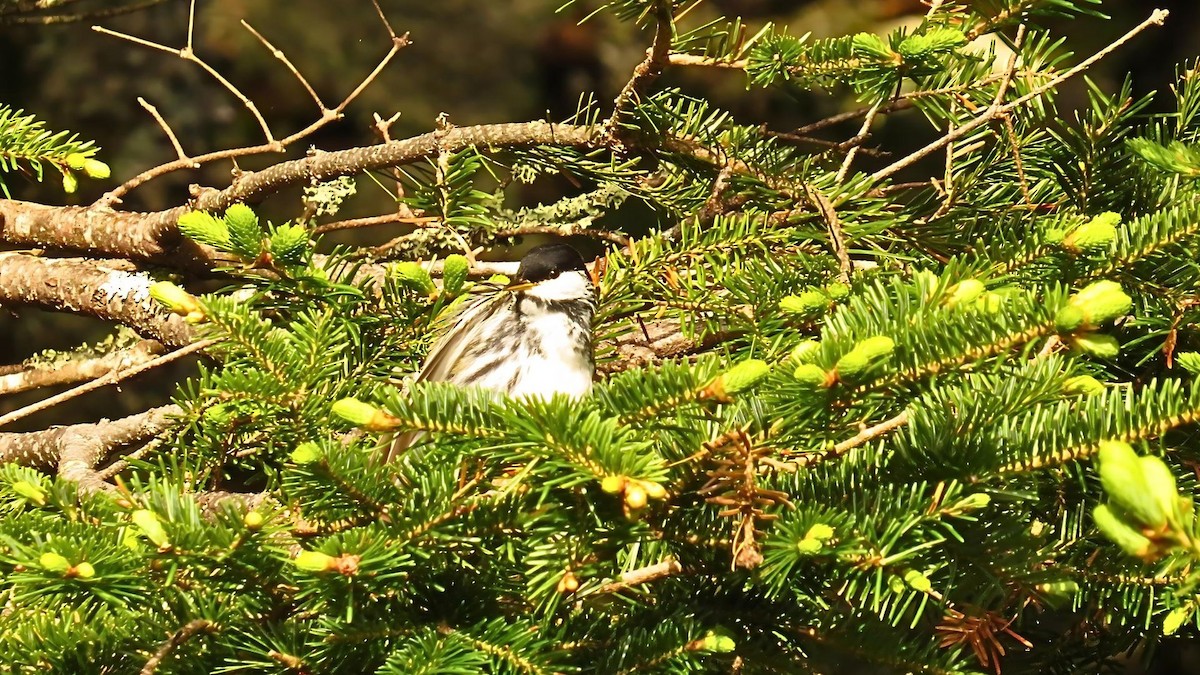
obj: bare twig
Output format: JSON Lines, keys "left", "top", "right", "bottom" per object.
{"left": 0, "top": 0, "right": 165, "bottom": 25}
{"left": 141, "top": 620, "right": 217, "bottom": 675}
{"left": 596, "top": 558, "right": 683, "bottom": 594}
{"left": 0, "top": 340, "right": 214, "bottom": 430}
{"left": 0, "top": 340, "right": 165, "bottom": 396}
{"left": 804, "top": 185, "right": 852, "bottom": 283}
{"left": 835, "top": 99, "right": 884, "bottom": 185}
{"left": 138, "top": 97, "right": 190, "bottom": 163}
{"left": 606, "top": 0, "right": 674, "bottom": 140}
{"left": 92, "top": 24, "right": 276, "bottom": 144}
{"left": 241, "top": 20, "right": 326, "bottom": 112}
{"left": 870, "top": 10, "right": 1169, "bottom": 183}
{"left": 313, "top": 212, "right": 433, "bottom": 235}
{"left": 665, "top": 52, "right": 747, "bottom": 69}
{"left": 93, "top": 2, "right": 410, "bottom": 207}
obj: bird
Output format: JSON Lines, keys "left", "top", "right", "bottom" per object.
{"left": 386, "top": 243, "right": 597, "bottom": 461}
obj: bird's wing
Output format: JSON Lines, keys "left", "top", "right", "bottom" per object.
{"left": 415, "top": 288, "right": 509, "bottom": 383}
{"left": 385, "top": 287, "right": 508, "bottom": 463}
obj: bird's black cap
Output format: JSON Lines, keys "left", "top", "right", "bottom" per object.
{"left": 516, "top": 243, "right": 587, "bottom": 283}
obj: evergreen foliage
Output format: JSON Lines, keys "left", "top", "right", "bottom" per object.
{"left": 6, "top": 1, "right": 1200, "bottom": 673}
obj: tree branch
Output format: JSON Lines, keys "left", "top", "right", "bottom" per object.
{"left": 0, "top": 404, "right": 179, "bottom": 473}
{"left": 0, "top": 253, "right": 196, "bottom": 345}
{"left": 0, "top": 340, "right": 165, "bottom": 396}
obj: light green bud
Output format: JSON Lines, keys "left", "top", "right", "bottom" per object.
{"left": 390, "top": 261, "right": 437, "bottom": 296}
{"left": 1069, "top": 333, "right": 1120, "bottom": 359}
{"left": 1138, "top": 454, "right": 1181, "bottom": 527}
{"left": 441, "top": 255, "right": 470, "bottom": 296}
{"left": 294, "top": 550, "right": 336, "bottom": 572}
{"left": 789, "top": 340, "right": 821, "bottom": 364}
{"left": 805, "top": 523, "right": 835, "bottom": 541}
{"left": 131, "top": 509, "right": 170, "bottom": 548}
{"left": 61, "top": 172, "right": 77, "bottom": 194}
{"left": 1176, "top": 352, "right": 1200, "bottom": 375}
{"left": 792, "top": 363, "right": 830, "bottom": 389}
{"left": 39, "top": 552, "right": 70, "bottom": 572}
{"left": 1062, "top": 375, "right": 1105, "bottom": 396}
{"left": 944, "top": 279, "right": 985, "bottom": 308}
{"left": 12, "top": 480, "right": 47, "bottom": 506}
{"left": 796, "top": 538, "right": 823, "bottom": 554}
{"left": 1164, "top": 606, "right": 1194, "bottom": 636}
{"left": 1062, "top": 212, "right": 1119, "bottom": 252}
{"left": 82, "top": 158, "right": 111, "bottom": 180}
{"left": 779, "top": 290, "right": 829, "bottom": 317}
{"left": 824, "top": 282, "right": 850, "bottom": 300}
{"left": 331, "top": 398, "right": 400, "bottom": 432}
{"left": 903, "top": 569, "right": 932, "bottom": 593}
{"left": 705, "top": 360, "right": 770, "bottom": 400}
{"left": 1093, "top": 503, "right": 1153, "bottom": 559}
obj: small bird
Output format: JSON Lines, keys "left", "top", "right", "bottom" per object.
{"left": 386, "top": 243, "right": 597, "bottom": 461}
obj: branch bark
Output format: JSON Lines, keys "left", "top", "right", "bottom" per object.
{"left": 0, "top": 253, "right": 195, "bottom": 346}
{"left": 0, "top": 404, "right": 180, "bottom": 473}
{"left": 0, "top": 340, "right": 165, "bottom": 395}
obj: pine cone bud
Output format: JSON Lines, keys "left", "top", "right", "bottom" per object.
{"left": 290, "top": 442, "right": 323, "bottom": 465}
{"left": 71, "top": 562, "right": 96, "bottom": 579}
{"left": 243, "top": 511, "right": 266, "bottom": 531}
{"left": 943, "top": 279, "right": 984, "bottom": 308}
{"left": 1164, "top": 606, "right": 1193, "bottom": 636}
{"left": 1097, "top": 441, "right": 1165, "bottom": 530}
{"left": 131, "top": 509, "right": 170, "bottom": 548}
{"left": 441, "top": 255, "right": 469, "bottom": 296}
{"left": 789, "top": 340, "right": 821, "bottom": 364}
{"left": 61, "top": 171, "right": 78, "bottom": 194}
{"left": 390, "top": 261, "right": 437, "bottom": 297}
{"left": 149, "top": 282, "right": 205, "bottom": 322}
{"left": 793, "top": 363, "right": 831, "bottom": 389}
{"left": 804, "top": 523, "right": 835, "bottom": 541}
{"left": 1062, "top": 375, "right": 1105, "bottom": 395}
{"left": 624, "top": 484, "right": 648, "bottom": 510}
{"left": 1138, "top": 454, "right": 1181, "bottom": 527}
{"left": 39, "top": 552, "right": 70, "bottom": 573}
{"left": 331, "top": 398, "right": 401, "bottom": 432}
{"left": 955, "top": 492, "right": 991, "bottom": 511}
{"left": 82, "top": 158, "right": 111, "bottom": 180}
{"left": 834, "top": 336, "right": 895, "bottom": 382}
{"left": 796, "top": 538, "right": 823, "bottom": 554}
{"left": 824, "top": 282, "right": 850, "bottom": 300}
{"left": 65, "top": 153, "right": 88, "bottom": 170}
{"left": 703, "top": 360, "right": 770, "bottom": 401}
{"left": 12, "top": 480, "right": 47, "bottom": 506}
{"left": 640, "top": 480, "right": 668, "bottom": 501}
{"left": 699, "top": 631, "right": 737, "bottom": 653}
{"left": 556, "top": 570, "right": 580, "bottom": 594}
{"left": 600, "top": 475, "right": 626, "bottom": 494}
{"left": 779, "top": 289, "right": 829, "bottom": 317}
{"left": 1093, "top": 503, "right": 1153, "bottom": 559}
{"left": 1069, "top": 333, "right": 1120, "bottom": 359}
{"left": 903, "top": 569, "right": 932, "bottom": 593}
{"left": 294, "top": 550, "right": 336, "bottom": 572}
{"left": 1056, "top": 280, "right": 1132, "bottom": 331}
{"left": 1062, "top": 212, "right": 1119, "bottom": 253}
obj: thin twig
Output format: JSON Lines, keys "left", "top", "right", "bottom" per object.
{"left": 93, "top": 1, "right": 410, "bottom": 207}
{"left": 138, "top": 97, "right": 189, "bottom": 163}
{"left": 606, "top": 0, "right": 674, "bottom": 140}
{"left": 835, "top": 99, "right": 884, "bottom": 185}
{"left": 0, "top": 340, "right": 165, "bottom": 396}
{"left": 870, "top": 10, "right": 1169, "bottom": 183}
{"left": 665, "top": 52, "right": 747, "bottom": 69}
{"left": 0, "top": 339, "right": 216, "bottom": 430}
{"left": 241, "top": 20, "right": 326, "bottom": 112}
{"left": 140, "top": 619, "right": 216, "bottom": 675}
{"left": 0, "top": 0, "right": 164, "bottom": 25}
{"left": 804, "top": 185, "right": 852, "bottom": 283}
{"left": 313, "top": 212, "right": 434, "bottom": 235}
{"left": 596, "top": 558, "right": 683, "bottom": 594}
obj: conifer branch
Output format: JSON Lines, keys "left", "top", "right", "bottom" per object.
{"left": 870, "top": 9, "right": 1170, "bottom": 184}
{"left": 596, "top": 558, "right": 683, "bottom": 594}
{"left": 606, "top": 0, "right": 674, "bottom": 142}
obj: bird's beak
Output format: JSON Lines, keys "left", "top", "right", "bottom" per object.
{"left": 504, "top": 279, "right": 536, "bottom": 293}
